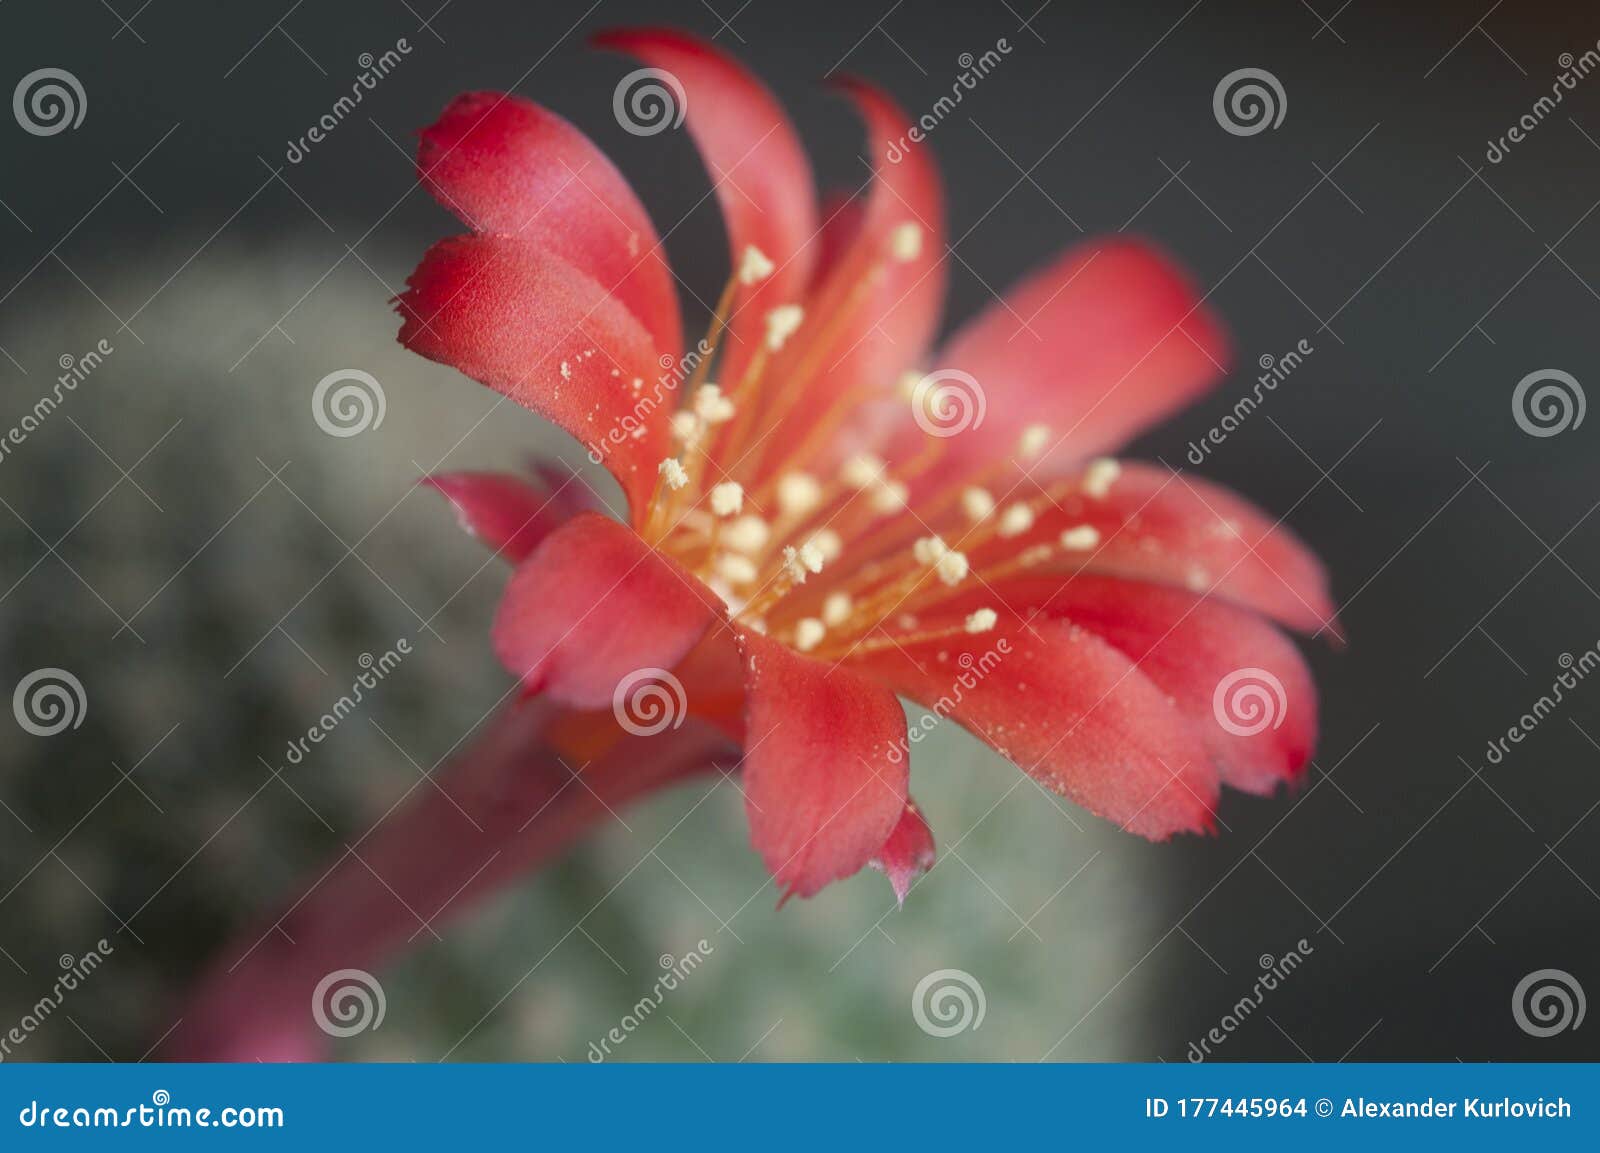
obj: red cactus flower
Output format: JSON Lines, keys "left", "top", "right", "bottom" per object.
{"left": 397, "top": 27, "right": 1335, "bottom": 901}
{"left": 172, "top": 28, "right": 1335, "bottom": 1060}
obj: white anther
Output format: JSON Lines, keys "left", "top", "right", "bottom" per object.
{"left": 961, "top": 486, "right": 996, "bottom": 522}
{"left": 889, "top": 221, "right": 924, "bottom": 262}
{"left": 782, "top": 546, "right": 808, "bottom": 583}
{"left": 935, "top": 550, "right": 969, "bottom": 586}
{"left": 822, "top": 591, "right": 854, "bottom": 627}
{"left": 764, "top": 304, "right": 804, "bottom": 351}
{"left": 710, "top": 481, "right": 744, "bottom": 517}
{"left": 1059, "top": 524, "right": 1100, "bottom": 551}
{"left": 1082, "top": 457, "right": 1121, "bottom": 499}
{"left": 794, "top": 618, "right": 826, "bottom": 652}
{"left": 776, "top": 472, "right": 823, "bottom": 517}
{"left": 723, "top": 514, "right": 771, "bottom": 554}
{"left": 841, "top": 453, "right": 886, "bottom": 489}
{"left": 912, "top": 536, "right": 949, "bottom": 566}
{"left": 738, "top": 244, "right": 775, "bottom": 286}
{"left": 1017, "top": 423, "right": 1051, "bottom": 459}
{"left": 964, "top": 608, "right": 998, "bottom": 634}
{"left": 694, "top": 383, "right": 735, "bottom": 425}
{"left": 671, "top": 411, "right": 703, "bottom": 445}
{"left": 715, "top": 553, "right": 759, "bottom": 586}
{"left": 809, "top": 529, "right": 844, "bottom": 562}
{"left": 871, "top": 479, "right": 909, "bottom": 513}
{"left": 997, "top": 503, "right": 1036, "bottom": 538}
{"left": 658, "top": 458, "right": 689, "bottom": 491}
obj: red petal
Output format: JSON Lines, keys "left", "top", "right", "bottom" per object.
{"left": 397, "top": 236, "right": 670, "bottom": 521}
{"left": 1018, "top": 577, "right": 1317, "bottom": 795}
{"left": 422, "top": 470, "right": 584, "bottom": 564}
{"left": 594, "top": 28, "right": 817, "bottom": 384}
{"left": 900, "top": 239, "right": 1227, "bottom": 478}
{"left": 999, "top": 461, "right": 1337, "bottom": 635}
{"left": 416, "top": 92, "right": 680, "bottom": 358}
{"left": 749, "top": 79, "right": 947, "bottom": 482}
{"left": 843, "top": 617, "right": 1218, "bottom": 839}
{"left": 739, "top": 628, "right": 908, "bottom": 899}
{"left": 870, "top": 799, "right": 936, "bottom": 905}
{"left": 811, "top": 189, "right": 865, "bottom": 291}
{"left": 493, "top": 512, "right": 719, "bottom": 708}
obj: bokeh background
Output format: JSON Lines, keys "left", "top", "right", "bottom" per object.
{"left": 2, "top": 0, "right": 1598, "bottom": 1061}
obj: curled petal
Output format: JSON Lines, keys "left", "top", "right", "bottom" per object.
{"left": 1005, "top": 461, "right": 1338, "bottom": 636}
{"left": 493, "top": 512, "right": 719, "bottom": 708}
{"left": 422, "top": 470, "right": 586, "bottom": 564}
{"left": 397, "top": 236, "right": 670, "bottom": 521}
{"left": 739, "top": 629, "right": 908, "bottom": 899}
{"left": 870, "top": 799, "right": 936, "bottom": 906}
{"left": 980, "top": 576, "right": 1318, "bottom": 794}
{"left": 747, "top": 79, "right": 947, "bottom": 482}
{"left": 842, "top": 616, "right": 1218, "bottom": 839}
{"left": 416, "top": 91, "right": 680, "bottom": 357}
{"left": 594, "top": 28, "right": 817, "bottom": 384}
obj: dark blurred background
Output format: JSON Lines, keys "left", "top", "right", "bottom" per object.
{"left": 1, "top": 0, "right": 1597, "bottom": 1061}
